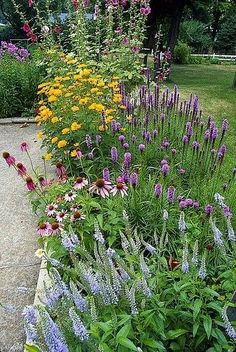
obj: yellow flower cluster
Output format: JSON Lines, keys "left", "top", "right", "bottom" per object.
{"left": 35, "top": 60, "right": 124, "bottom": 160}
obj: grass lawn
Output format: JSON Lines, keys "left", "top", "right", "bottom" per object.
{"left": 167, "top": 64, "right": 236, "bottom": 170}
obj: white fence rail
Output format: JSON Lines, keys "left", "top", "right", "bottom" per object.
{"left": 191, "top": 54, "right": 236, "bottom": 62}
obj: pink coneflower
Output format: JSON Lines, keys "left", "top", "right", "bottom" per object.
{"left": 45, "top": 203, "right": 58, "bottom": 217}
{"left": 70, "top": 204, "right": 80, "bottom": 212}
{"left": 20, "top": 142, "right": 29, "bottom": 152}
{"left": 2, "top": 151, "right": 15, "bottom": 167}
{"left": 122, "top": 37, "right": 129, "bottom": 45}
{"left": 16, "top": 162, "right": 27, "bottom": 176}
{"left": 56, "top": 210, "right": 67, "bottom": 222}
{"left": 39, "top": 176, "right": 49, "bottom": 187}
{"left": 115, "top": 26, "right": 123, "bottom": 33}
{"left": 64, "top": 191, "right": 76, "bottom": 202}
{"left": 111, "top": 181, "right": 128, "bottom": 197}
{"left": 25, "top": 177, "right": 36, "bottom": 191}
{"left": 131, "top": 46, "right": 140, "bottom": 54}
{"left": 50, "top": 222, "right": 61, "bottom": 235}
{"left": 71, "top": 211, "right": 86, "bottom": 222}
{"left": 56, "top": 162, "right": 66, "bottom": 178}
{"left": 37, "top": 222, "right": 51, "bottom": 236}
{"left": 89, "top": 178, "right": 112, "bottom": 198}
{"left": 73, "top": 176, "right": 88, "bottom": 190}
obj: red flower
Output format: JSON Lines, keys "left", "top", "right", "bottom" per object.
{"left": 22, "top": 23, "right": 31, "bottom": 33}
{"left": 30, "top": 34, "right": 38, "bottom": 42}
{"left": 54, "top": 26, "right": 61, "bottom": 34}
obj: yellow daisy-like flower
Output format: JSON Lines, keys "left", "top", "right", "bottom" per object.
{"left": 71, "top": 122, "right": 82, "bottom": 131}
{"left": 113, "top": 94, "right": 122, "bottom": 103}
{"left": 43, "top": 153, "right": 52, "bottom": 161}
{"left": 35, "top": 115, "right": 42, "bottom": 122}
{"left": 105, "top": 116, "right": 113, "bottom": 123}
{"left": 105, "top": 109, "right": 115, "bottom": 115}
{"left": 120, "top": 127, "right": 127, "bottom": 132}
{"left": 65, "top": 92, "right": 73, "bottom": 97}
{"left": 57, "top": 140, "right": 67, "bottom": 148}
{"left": 91, "top": 87, "right": 99, "bottom": 94}
{"left": 62, "top": 128, "right": 70, "bottom": 135}
{"left": 48, "top": 95, "right": 57, "bottom": 103}
{"left": 99, "top": 125, "right": 108, "bottom": 132}
{"left": 51, "top": 116, "right": 59, "bottom": 124}
{"left": 35, "top": 248, "right": 44, "bottom": 258}
{"left": 119, "top": 105, "right": 127, "bottom": 110}
{"left": 38, "top": 100, "right": 44, "bottom": 105}
{"left": 51, "top": 137, "right": 58, "bottom": 144}
{"left": 71, "top": 106, "right": 79, "bottom": 113}
{"left": 36, "top": 131, "right": 43, "bottom": 140}
{"left": 79, "top": 97, "right": 90, "bottom": 105}
{"left": 97, "top": 80, "right": 105, "bottom": 87}
{"left": 70, "top": 150, "right": 78, "bottom": 157}
{"left": 74, "top": 142, "right": 79, "bottom": 147}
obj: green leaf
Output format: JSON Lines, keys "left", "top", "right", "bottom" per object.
{"left": 203, "top": 288, "right": 219, "bottom": 297}
{"left": 203, "top": 315, "right": 212, "bottom": 339}
{"left": 193, "top": 299, "right": 203, "bottom": 320}
{"left": 207, "top": 302, "right": 222, "bottom": 314}
{"left": 117, "top": 337, "right": 137, "bottom": 351}
{"left": 99, "top": 342, "right": 112, "bottom": 352}
{"left": 117, "top": 315, "right": 132, "bottom": 327}
{"left": 116, "top": 324, "right": 131, "bottom": 338}
{"left": 166, "top": 329, "right": 188, "bottom": 340}
{"left": 193, "top": 322, "right": 199, "bottom": 337}
{"left": 97, "top": 322, "right": 112, "bottom": 333}
{"left": 212, "top": 328, "right": 228, "bottom": 345}
{"left": 143, "top": 339, "right": 166, "bottom": 351}
{"left": 24, "top": 345, "right": 41, "bottom": 352}
{"left": 97, "top": 214, "right": 103, "bottom": 228}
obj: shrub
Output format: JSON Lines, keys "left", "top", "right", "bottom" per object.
{"left": 174, "top": 42, "right": 191, "bottom": 64}
{"left": 0, "top": 43, "right": 44, "bottom": 118}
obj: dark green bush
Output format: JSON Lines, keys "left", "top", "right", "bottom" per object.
{"left": 0, "top": 52, "right": 44, "bottom": 118}
{"left": 174, "top": 42, "right": 191, "bottom": 64}
{"left": 0, "top": 25, "right": 14, "bottom": 41}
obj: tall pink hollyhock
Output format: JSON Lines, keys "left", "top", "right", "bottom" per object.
{"left": 72, "top": 0, "right": 78, "bottom": 10}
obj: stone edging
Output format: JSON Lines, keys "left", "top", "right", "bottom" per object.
{"left": 0, "top": 118, "right": 36, "bottom": 125}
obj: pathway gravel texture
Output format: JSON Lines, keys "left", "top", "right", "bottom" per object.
{"left": 0, "top": 124, "right": 42, "bottom": 352}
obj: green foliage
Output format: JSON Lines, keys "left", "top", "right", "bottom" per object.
{"left": 215, "top": 12, "right": 236, "bottom": 54}
{"left": 173, "top": 41, "right": 191, "bottom": 64}
{"left": 0, "top": 24, "right": 14, "bottom": 41}
{"left": 0, "top": 48, "right": 44, "bottom": 118}
{"left": 179, "top": 19, "right": 212, "bottom": 53}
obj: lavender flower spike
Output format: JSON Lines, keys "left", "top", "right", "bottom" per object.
{"left": 163, "top": 209, "right": 169, "bottom": 221}
{"left": 209, "top": 217, "right": 224, "bottom": 247}
{"left": 69, "top": 307, "right": 89, "bottom": 341}
{"left": 70, "top": 281, "right": 88, "bottom": 312}
{"left": 178, "top": 211, "right": 186, "bottom": 233}
{"left": 40, "top": 308, "right": 69, "bottom": 352}
{"left": 181, "top": 240, "right": 189, "bottom": 273}
{"left": 226, "top": 218, "right": 236, "bottom": 241}
{"left": 222, "top": 306, "right": 236, "bottom": 340}
{"left": 198, "top": 254, "right": 207, "bottom": 279}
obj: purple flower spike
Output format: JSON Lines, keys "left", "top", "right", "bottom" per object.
{"left": 118, "top": 135, "right": 125, "bottom": 144}
{"left": 131, "top": 135, "right": 136, "bottom": 143}
{"left": 182, "top": 135, "right": 189, "bottom": 145}
{"left": 103, "top": 168, "right": 110, "bottom": 182}
{"left": 179, "top": 200, "right": 187, "bottom": 209}
{"left": 205, "top": 204, "right": 214, "bottom": 216}
{"left": 179, "top": 168, "right": 186, "bottom": 175}
{"left": 161, "top": 163, "right": 170, "bottom": 177}
{"left": 123, "top": 142, "right": 129, "bottom": 149}
{"left": 167, "top": 186, "right": 176, "bottom": 204}
{"left": 124, "top": 152, "right": 132, "bottom": 168}
{"left": 111, "top": 147, "right": 118, "bottom": 163}
{"left": 139, "top": 144, "right": 145, "bottom": 153}
{"left": 221, "top": 119, "right": 228, "bottom": 133}
{"left": 192, "top": 141, "right": 200, "bottom": 150}
{"left": 130, "top": 173, "right": 138, "bottom": 188}
{"left": 154, "top": 183, "right": 162, "bottom": 198}
{"left": 172, "top": 148, "right": 177, "bottom": 155}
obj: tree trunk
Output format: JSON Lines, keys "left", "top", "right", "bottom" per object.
{"left": 167, "top": 0, "right": 187, "bottom": 52}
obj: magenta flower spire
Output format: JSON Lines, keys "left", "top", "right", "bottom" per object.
{"left": 2, "top": 151, "right": 15, "bottom": 167}
{"left": 161, "top": 163, "right": 170, "bottom": 177}
{"left": 167, "top": 186, "right": 176, "bottom": 204}
{"left": 111, "top": 147, "right": 118, "bottom": 163}
{"left": 124, "top": 152, "right": 132, "bottom": 168}
{"left": 139, "top": 144, "right": 145, "bottom": 153}
{"left": 102, "top": 168, "right": 110, "bottom": 182}
{"left": 130, "top": 173, "right": 138, "bottom": 188}
{"left": 154, "top": 183, "right": 162, "bottom": 198}
{"left": 205, "top": 204, "right": 214, "bottom": 216}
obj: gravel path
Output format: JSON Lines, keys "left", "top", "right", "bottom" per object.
{"left": 0, "top": 124, "right": 42, "bottom": 352}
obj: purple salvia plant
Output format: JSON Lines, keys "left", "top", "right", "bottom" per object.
{"left": 126, "top": 285, "right": 138, "bottom": 316}
{"left": 209, "top": 217, "right": 224, "bottom": 247}
{"left": 39, "top": 308, "right": 69, "bottom": 352}
{"left": 226, "top": 218, "right": 236, "bottom": 241}
{"left": 111, "top": 147, "right": 118, "bottom": 163}
{"left": 139, "top": 253, "right": 151, "bottom": 278}
{"left": 70, "top": 281, "right": 88, "bottom": 312}
{"left": 130, "top": 172, "right": 138, "bottom": 187}
{"left": 198, "top": 254, "right": 207, "bottom": 279}
{"left": 102, "top": 168, "right": 110, "bottom": 182}
{"left": 94, "top": 223, "right": 105, "bottom": 244}
{"left": 167, "top": 186, "right": 176, "bottom": 204}
{"left": 69, "top": 307, "right": 89, "bottom": 341}
{"left": 124, "top": 152, "right": 132, "bottom": 168}
{"left": 181, "top": 239, "right": 189, "bottom": 273}
{"left": 222, "top": 307, "right": 236, "bottom": 340}
{"left": 154, "top": 183, "right": 162, "bottom": 198}
{"left": 178, "top": 211, "right": 186, "bottom": 233}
